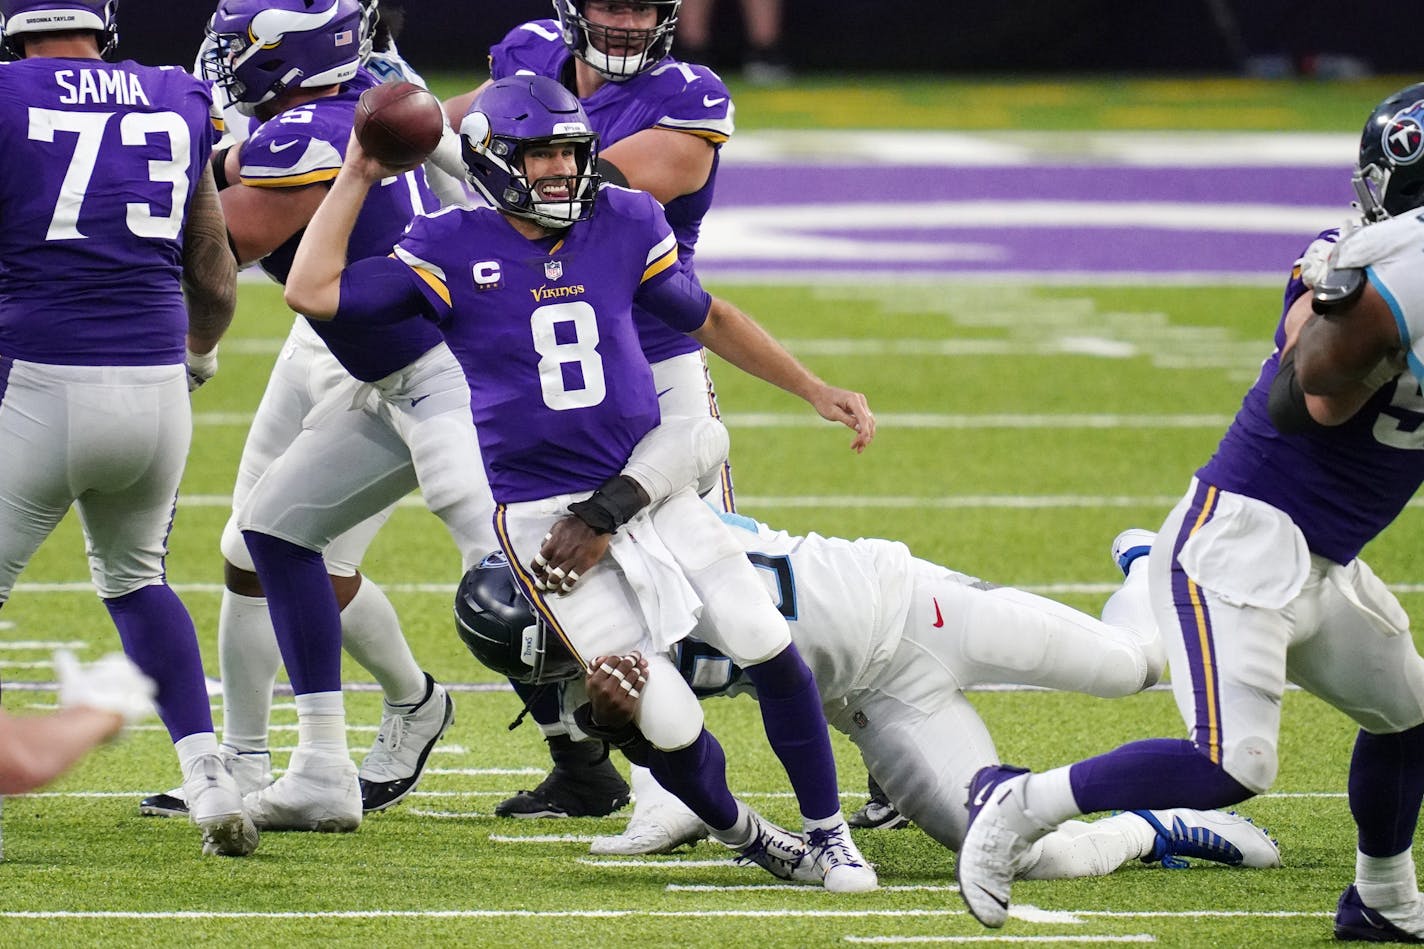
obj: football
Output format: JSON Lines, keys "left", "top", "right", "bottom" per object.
{"left": 353, "top": 80, "right": 445, "bottom": 167}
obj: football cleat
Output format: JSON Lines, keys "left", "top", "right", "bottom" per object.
{"left": 242, "top": 748, "right": 362, "bottom": 832}
{"left": 805, "top": 821, "right": 879, "bottom": 893}
{"left": 183, "top": 753, "right": 259, "bottom": 857}
{"left": 495, "top": 737, "right": 630, "bottom": 818}
{"left": 1132, "top": 808, "right": 1281, "bottom": 870}
{"left": 849, "top": 777, "right": 912, "bottom": 830}
{"left": 359, "top": 673, "right": 455, "bottom": 812}
{"left": 590, "top": 799, "right": 709, "bottom": 855}
{"left": 140, "top": 747, "right": 273, "bottom": 818}
{"left": 1111, "top": 529, "right": 1156, "bottom": 577}
{"left": 956, "top": 764, "right": 1043, "bottom": 928}
{"left": 1335, "top": 885, "right": 1424, "bottom": 942}
{"left": 731, "top": 809, "right": 813, "bottom": 882}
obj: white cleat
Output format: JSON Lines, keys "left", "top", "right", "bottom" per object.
{"left": 184, "top": 753, "right": 258, "bottom": 857}
{"left": 243, "top": 748, "right": 362, "bottom": 833}
{"left": 141, "top": 746, "right": 273, "bottom": 818}
{"left": 590, "top": 800, "right": 709, "bottom": 855}
{"left": 359, "top": 674, "right": 454, "bottom": 812}
{"left": 728, "top": 809, "right": 813, "bottom": 882}
{"left": 1133, "top": 808, "right": 1281, "bottom": 869}
{"left": 805, "top": 820, "right": 878, "bottom": 893}
{"left": 957, "top": 765, "right": 1045, "bottom": 928}
{"left": 1111, "top": 528, "right": 1156, "bottom": 577}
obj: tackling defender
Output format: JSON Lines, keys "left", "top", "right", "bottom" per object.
{"left": 954, "top": 84, "right": 1424, "bottom": 940}
{"left": 452, "top": 420, "right": 1279, "bottom": 878}
{"left": 0, "top": 0, "right": 253, "bottom": 855}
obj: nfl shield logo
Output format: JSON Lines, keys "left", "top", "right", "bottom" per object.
{"left": 544, "top": 259, "right": 563, "bottom": 281}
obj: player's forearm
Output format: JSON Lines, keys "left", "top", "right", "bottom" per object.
{"left": 691, "top": 296, "right": 822, "bottom": 403}
{"left": 0, "top": 708, "right": 122, "bottom": 794}
{"left": 284, "top": 165, "right": 374, "bottom": 319}
{"left": 181, "top": 167, "right": 237, "bottom": 353}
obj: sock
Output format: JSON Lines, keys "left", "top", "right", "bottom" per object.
{"left": 105, "top": 585, "right": 213, "bottom": 740}
{"left": 1024, "top": 766, "right": 1083, "bottom": 826}
{"left": 510, "top": 678, "right": 565, "bottom": 736}
{"left": 709, "top": 801, "right": 755, "bottom": 848}
{"left": 743, "top": 643, "right": 841, "bottom": 821}
{"left": 174, "top": 732, "right": 220, "bottom": 778}
{"left": 1100, "top": 558, "right": 1163, "bottom": 688}
{"left": 647, "top": 729, "right": 740, "bottom": 832}
{"left": 339, "top": 576, "right": 425, "bottom": 706}
{"left": 216, "top": 588, "right": 280, "bottom": 753}
{"left": 1067, "top": 738, "right": 1254, "bottom": 814}
{"left": 294, "top": 691, "right": 347, "bottom": 755}
{"left": 242, "top": 531, "right": 342, "bottom": 696}
{"left": 1356, "top": 849, "right": 1419, "bottom": 910}
{"left": 1350, "top": 725, "right": 1424, "bottom": 857}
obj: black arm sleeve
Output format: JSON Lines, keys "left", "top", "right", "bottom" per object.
{"left": 595, "top": 156, "right": 629, "bottom": 189}
{"left": 210, "top": 145, "right": 233, "bottom": 191}
{"left": 572, "top": 703, "right": 652, "bottom": 768}
{"left": 1267, "top": 347, "right": 1325, "bottom": 435}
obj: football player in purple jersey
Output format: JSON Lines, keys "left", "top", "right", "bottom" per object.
{"left": 0, "top": 0, "right": 255, "bottom": 856}
{"left": 283, "top": 75, "right": 878, "bottom": 891}
{"left": 444, "top": 0, "right": 782, "bottom": 823}
{"left": 954, "top": 84, "right": 1424, "bottom": 941}
{"left": 135, "top": 0, "right": 486, "bottom": 832}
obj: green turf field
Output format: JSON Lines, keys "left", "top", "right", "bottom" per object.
{"left": 3, "top": 77, "right": 1421, "bottom": 946}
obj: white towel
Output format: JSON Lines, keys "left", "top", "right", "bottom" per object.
{"left": 608, "top": 508, "right": 704, "bottom": 652}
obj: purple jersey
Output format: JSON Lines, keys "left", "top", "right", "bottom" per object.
{"left": 239, "top": 68, "right": 441, "bottom": 382}
{"left": 1196, "top": 228, "right": 1424, "bottom": 563}
{"left": 382, "top": 186, "right": 707, "bottom": 503}
{"left": 0, "top": 60, "right": 217, "bottom": 366}
{"left": 491, "top": 20, "right": 733, "bottom": 364}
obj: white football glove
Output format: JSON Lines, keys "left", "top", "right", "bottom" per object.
{"left": 1298, "top": 219, "right": 1364, "bottom": 289}
{"left": 186, "top": 345, "right": 218, "bottom": 392}
{"left": 53, "top": 649, "right": 157, "bottom": 726}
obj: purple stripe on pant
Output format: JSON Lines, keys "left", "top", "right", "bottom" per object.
{"left": 1170, "top": 480, "right": 1224, "bottom": 764}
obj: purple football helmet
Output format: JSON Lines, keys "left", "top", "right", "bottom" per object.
{"left": 552, "top": 0, "right": 680, "bottom": 81}
{"left": 460, "top": 75, "right": 601, "bottom": 229}
{"left": 1354, "top": 82, "right": 1424, "bottom": 222}
{"left": 200, "top": 0, "right": 362, "bottom": 115}
{"left": 0, "top": 0, "right": 117, "bottom": 59}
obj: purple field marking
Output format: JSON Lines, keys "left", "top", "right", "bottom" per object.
{"left": 700, "top": 163, "right": 1354, "bottom": 278}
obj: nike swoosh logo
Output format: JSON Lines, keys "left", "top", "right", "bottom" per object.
{"left": 971, "top": 784, "right": 992, "bottom": 808}
{"left": 270, "top": 139, "right": 300, "bottom": 153}
{"left": 932, "top": 597, "right": 944, "bottom": 628}
{"left": 973, "top": 883, "right": 1009, "bottom": 911}
{"left": 703, "top": 95, "right": 726, "bottom": 107}
{"left": 655, "top": 387, "right": 674, "bottom": 398}
{"left": 410, "top": 394, "right": 430, "bottom": 407}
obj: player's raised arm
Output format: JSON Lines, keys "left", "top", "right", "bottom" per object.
{"left": 284, "top": 134, "right": 406, "bottom": 319}
{"left": 691, "top": 296, "right": 877, "bottom": 452}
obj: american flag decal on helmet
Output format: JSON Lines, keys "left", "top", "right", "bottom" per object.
{"left": 334, "top": 29, "right": 353, "bottom": 46}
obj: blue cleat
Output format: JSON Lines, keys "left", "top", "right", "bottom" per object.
{"left": 1336, "top": 885, "right": 1424, "bottom": 942}
{"left": 1132, "top": 808, "right": 1281, "bottom": 869}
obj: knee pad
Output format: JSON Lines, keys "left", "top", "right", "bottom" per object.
{"left": 635, "top": 652, "right": 705, "bottom": 750}
{"left": 219, "top": 513, "right": 254, "bottom": 572}
{"left": 1220, "top": 734, "right": 1279, "bottom": 795}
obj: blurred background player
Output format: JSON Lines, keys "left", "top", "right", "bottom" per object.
{"left": 953, "top": 84, "right": 1424, "bottom": 940}
{"left": 281, "top": 74, "right": 878, "bottom": 890}
{"left": 444, "top": 0, "right": 761, "bottom": 822}
{"left": 0, "top": 0, "right": 253, "bottom": 856}
{"left": 138, "top": 0, "right": 475, "bottom": 829}
{"left": 677, "top": 0, "right": 789, "bottom": 84}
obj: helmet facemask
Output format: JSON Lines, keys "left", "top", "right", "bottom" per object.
{"left": 459, "top": 86, "right": 601, "bottom": 230}
{"left": 553, "top": 0, "right": 680, "bottom": 81}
